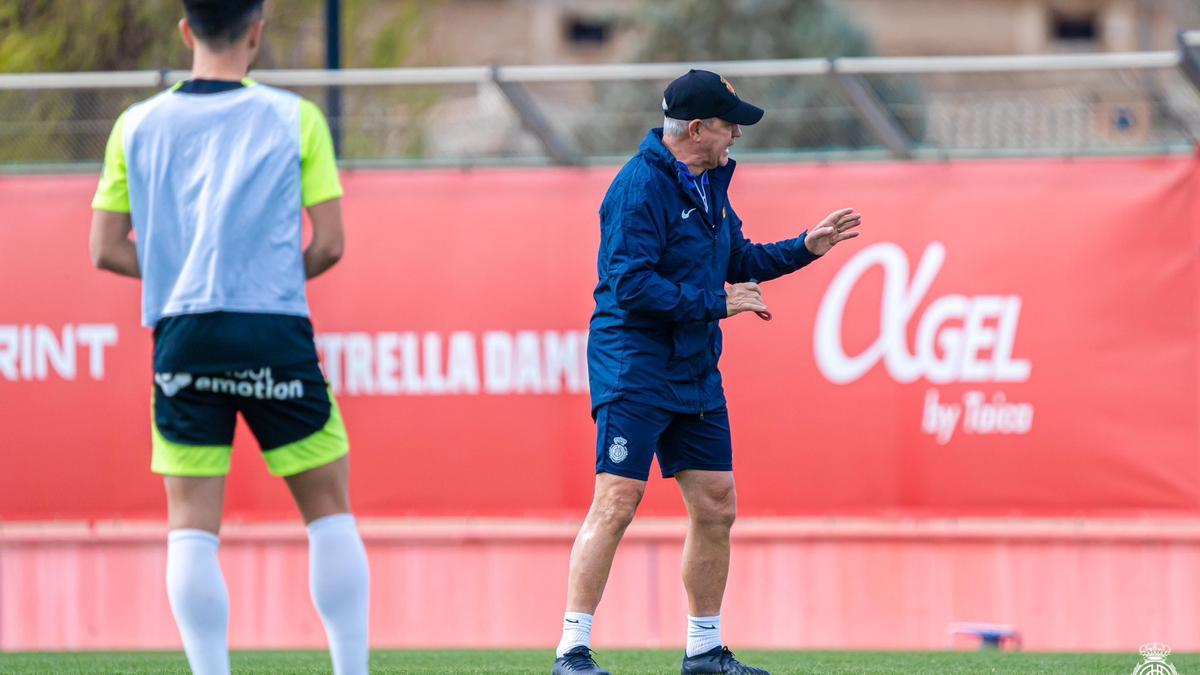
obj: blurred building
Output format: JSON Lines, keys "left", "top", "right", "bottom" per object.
{"left": 389, "top": 0, "right": 1200, "bottom": 161}
{"left": 6, "top": 0, "right": 1199, "bottom": 166}
{"left": 382, "top": 0, "right": 1200, "bottom": 67}
{"left": 844, "top": 0, "right": 1200, "bottom": 55}
{"left": 414, "top": 0, "right": 641, "bottom": 65}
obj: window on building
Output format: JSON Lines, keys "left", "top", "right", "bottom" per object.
{"left": 1050, "top": 12, "right": 1098, "bottom": 42}
{"left": 565, "top": 16, "right": 611, "bottom": 46}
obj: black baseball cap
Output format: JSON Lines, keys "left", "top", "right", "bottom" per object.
{"left": 662, "top": 69, "right": 764, "bottom": 126}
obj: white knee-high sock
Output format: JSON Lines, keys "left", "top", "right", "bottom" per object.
{"left": 308, "top": 513, "right": 371, "bottom": 675}
{"left": 166, "top": 529, "right": 230, "bottom": 675}
{"left": 556, "top": 612, "right": 594, "bottom": 657}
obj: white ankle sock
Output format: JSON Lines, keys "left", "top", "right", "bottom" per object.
{"left": 166, "top": 529, "right": 230, "bottom": 675}
{"left": 556, "top": 611, "right": 594, "bottom": 658}
{"left": 308, "top": 513, "right": 371, "bottom": 675}
{"left": 686, "top": 614, "right": 722, "bottom": 657}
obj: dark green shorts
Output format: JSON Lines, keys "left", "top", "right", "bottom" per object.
{"left": 150, "top": 360, "right": 348, "bottom": 477}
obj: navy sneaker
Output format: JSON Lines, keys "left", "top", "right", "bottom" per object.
{"left": 681, "top": 646, "right": 770, "bottom": 674}
{"left": 553, "top": 646, "right": 611, "bottom": 674}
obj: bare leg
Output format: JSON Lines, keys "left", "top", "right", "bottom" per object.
{"left": 564, "top": 473, "right": 647, "bottom": 614}
{"left": 284, "top": 454, "right": 352, "bottom": 523}
{"left": 165, "top": 476, "right": 226, "bottom": 533}
{"left": 676, "top": 470, "right": 737, "bottom": 616}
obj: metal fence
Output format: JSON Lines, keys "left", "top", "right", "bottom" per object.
{"left": 3, "top": 31, "right": 1200, "bottom": 170}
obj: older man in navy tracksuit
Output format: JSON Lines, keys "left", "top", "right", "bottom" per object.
{"left": 552, "top": 71, "right": 862, "bottom": 675}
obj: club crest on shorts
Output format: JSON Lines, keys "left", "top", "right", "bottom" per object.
{"left": 608, "top": 436, "right": 629, "bottom": 463}
{"left": 154, "top": 372, "right": 193, "bottom": 397}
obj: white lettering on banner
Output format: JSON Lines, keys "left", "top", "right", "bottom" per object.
{"left": 963, "top": 391, "right": 1033, "bottom": 435}
{"left": 317, "top": 330, "right": 588, "bottom": 396}
{"left": 483, "top": 331, "right": 513, "bottom": 394}
{"left": 921, "top": 390, "right": 961, "bottom": 445}
{"left": 543, "top": 331, "right": 585, "bottom": 394}
{"left": 0, "top": 324, "right": 118, "bottom": 382}
{"left": 814, "top": 242, "right": 1031, "bottom": 385}
{"left": 446, "top": 332, "right": 481, "bottom": 394}
{"left": 814, "top": 242, "right": 1035, "bottom": 444}
{"left": 345, "top": 332, "right": 374, "bottom": 395}
{"left": 922, "top": 389, "right": 1035, "bottom": 444}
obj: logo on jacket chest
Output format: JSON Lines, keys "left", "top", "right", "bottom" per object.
{"left": 674, "top": 206, "right": 727, "bottom": 227}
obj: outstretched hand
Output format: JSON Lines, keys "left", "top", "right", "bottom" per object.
{"left": 804, "top": 208, "right": 862, "bottom": 256}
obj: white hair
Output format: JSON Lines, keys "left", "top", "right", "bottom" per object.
{"left": 662, "top": 116, "right": 717, "bottom": 138}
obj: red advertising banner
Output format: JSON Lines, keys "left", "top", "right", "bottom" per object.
{"left": 2, "top": 157, "right": 1197, "bottom": 520}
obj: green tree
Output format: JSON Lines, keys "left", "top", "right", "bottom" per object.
{"left": 0, "top": 0, "right": 188, "bottom": 162}
{"left": 0, "top": 0, "right": 427, "bottom": 163}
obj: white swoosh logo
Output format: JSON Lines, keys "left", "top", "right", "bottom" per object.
{"left": 682, "top": 208, "right": 697, "bottom": 219}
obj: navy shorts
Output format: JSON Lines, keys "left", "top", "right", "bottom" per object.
{"left": 594, "top": 399, "right": 733, "bottom": 481}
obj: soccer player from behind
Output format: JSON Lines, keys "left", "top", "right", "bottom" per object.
{"left": 89, "top": 2, "right": 368, "bottom": 674}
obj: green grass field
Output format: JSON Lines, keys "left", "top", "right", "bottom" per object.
{"left": 0, "top": 649, "right": 1192, "bottom": 674}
